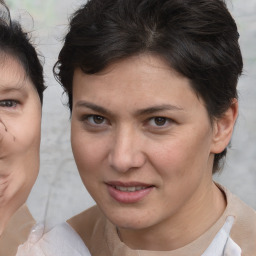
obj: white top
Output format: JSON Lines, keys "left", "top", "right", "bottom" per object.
{"left": 16, "top": 216, "right": 241, "bottom": 256}
{"left": 201, "top": 216, "right": 241, "bottom": 256}
{"left": 16, "top": 222, "right": 90, "bottom": 256}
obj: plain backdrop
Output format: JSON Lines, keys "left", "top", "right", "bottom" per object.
{"left": 7, "top": 0, "right": 256, "bottom": 227}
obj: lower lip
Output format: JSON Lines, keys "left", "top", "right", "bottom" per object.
{"left": 107, "top": 185, "right": 154, "bottom": 204}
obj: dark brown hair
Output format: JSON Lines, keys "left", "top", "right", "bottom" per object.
{"left": 54, "top": 0, "right": 243, "bottom": 172}
{"left": 0, "top": 0, "right": 45, "bottom": 103}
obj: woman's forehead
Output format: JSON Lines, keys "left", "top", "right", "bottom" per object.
{"left": 0, "top": 56, "right": 37, "bottom": 97}
{"left": 72, "top": 55, "right": 207, "bottom": 116}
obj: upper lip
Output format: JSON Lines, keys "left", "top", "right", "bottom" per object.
{"left": 105, "top": 181, "right": 153, "bottom": 187}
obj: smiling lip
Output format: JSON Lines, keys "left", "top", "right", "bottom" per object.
{"left": 106, "top": 181, "right": 154, "bottom": 204}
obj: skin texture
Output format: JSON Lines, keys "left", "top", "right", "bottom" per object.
{"left": 71, "top": 54, "right": 238, "bottom": 251}
{"left": 0, "top": 56, "right": 41, "bottom": 235}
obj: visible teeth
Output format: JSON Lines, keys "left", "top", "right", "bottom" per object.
{"left": 128, "top": 187, "right": 136, "bottom": 192}
{"left": 136, "top": 186, "right": 146, "bottom": 191}
{"left": 115, "top": 186, "right": 146, "bottom": 192}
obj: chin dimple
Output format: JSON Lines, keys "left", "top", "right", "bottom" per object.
{"left": 115, "top": 186, "right": 147, "bottom": 192}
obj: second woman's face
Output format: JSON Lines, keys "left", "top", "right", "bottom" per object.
{"left": 0, "top": 56, "right": 41, "bottom": 215}
{"left": 71, "top": 54, "right": 218, "bottom": 232}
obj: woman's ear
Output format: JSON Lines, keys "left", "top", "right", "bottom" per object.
{"left": 211, "top": 99, "right": 238, "bottom": 154}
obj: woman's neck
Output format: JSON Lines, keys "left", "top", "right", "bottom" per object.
{"left": 118, "top": 182, "right": 226, "bottom": 251}
{"left": 0, "top": 200, "right": 19, "bottom": 237}
{"left": 0, "top": 209, "right": 9, "bottom": 237}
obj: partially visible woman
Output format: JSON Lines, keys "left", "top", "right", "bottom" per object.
{"left": 0, "top": 0, "right": 45, "bottom": 255}
{"left": 17, "top": 0, "right": 256, "bottom": 255}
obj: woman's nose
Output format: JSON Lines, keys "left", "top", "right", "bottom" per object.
{"left": 108, "top": 128, "right": 146, "bottom": 173}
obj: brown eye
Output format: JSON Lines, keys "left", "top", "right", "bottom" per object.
{"left": 154, "top": 117, "right": 167, "bottom": 126}
{"left": 92, "top": 115, "right": 105, "bottom": 124}
{"left": 84, "top": 115, "right": 108, "bottom": 126}
{"left": 147, "top": 116, "right": 173, "bottom": 129}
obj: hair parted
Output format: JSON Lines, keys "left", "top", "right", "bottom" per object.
{"left": 0, "top": 1, "right": 45, "bottom": 103}
{"left": 54, "top": 0, "right": 243, "bottom": 172}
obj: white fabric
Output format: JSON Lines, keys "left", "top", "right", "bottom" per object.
{"left": 16, "top": 222, "right": 91, "bottom": 256}
{"left": 202, "top": 216, "right": 241, "bottom": 256}
{"left": 16, "top": 216, "right": 241, "bottom": 256}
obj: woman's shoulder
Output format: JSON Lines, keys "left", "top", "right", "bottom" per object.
{"left": 68, "top": 205, "right": 103, "bottom": 229}
{"left": 0, "top": 204, "right": 35, "bottom": 256}
{"left": 225, "top": 186, "right": 256, "bottom": 226}
{"left": 16, "top": 221, "right": 91, "bottom": 256}
{"left": 68, "top": 205, "right": 106, "bottom": 247}
{"left": 224, "top": 186, "right": 256, "bottom": 254}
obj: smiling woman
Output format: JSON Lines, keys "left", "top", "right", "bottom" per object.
{"left": 71, "top": 54, "right": 225, "bottom": 230}
{"left": 60, "top": 0, "right": 256, "bottom": 255}
{"left": 18, "top": 0, "right": 256, "bottom": 255}
{"left": 0, "top": 0, "right": 45, "bottom": 255}
{"left": 70, "top": 53, "right": 236, "bottom": 250}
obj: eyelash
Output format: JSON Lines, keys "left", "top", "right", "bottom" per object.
{"left": 82, "top": 115, "right": 109, "bottom": 127}
{"left": 147, "top": 117, "right": 172, "bottom": 128}
{"left": 0, "top": 100, "right": 19, "bottom": 108}
{"left": 81, "top": 114, "right": 173, "bottom": 130}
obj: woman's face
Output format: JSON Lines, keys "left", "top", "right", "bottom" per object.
{"left": 71, "top": 54, "right": 221, "bottom": 233}
{"left": 0, "top": 56, "right": 41, "bottom": 217}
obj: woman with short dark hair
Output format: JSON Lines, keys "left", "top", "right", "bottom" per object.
{"left": 18, "top": 0, "right": 256, "bottom": 255}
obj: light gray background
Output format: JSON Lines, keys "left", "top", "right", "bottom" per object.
{"left": 7, "top": 0, "right": 256, "bottom": 227}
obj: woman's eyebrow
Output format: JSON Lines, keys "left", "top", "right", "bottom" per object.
{"left": 0, "top": 87, "right": 27, "bottom": 98}
{"left": 75, "top": 101, "right": 184, "bottom": 117}
{"left": 75, "top": 101, "right": 114, "bottom": 116}
{"left": 135, "top": 104, "right": 184, "bottom": 116}
{"left": 0, "top": 80, "right": 27, "bottom": 93}
{"left": 0, "top": 86, "right": 22, "bottom": 92}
